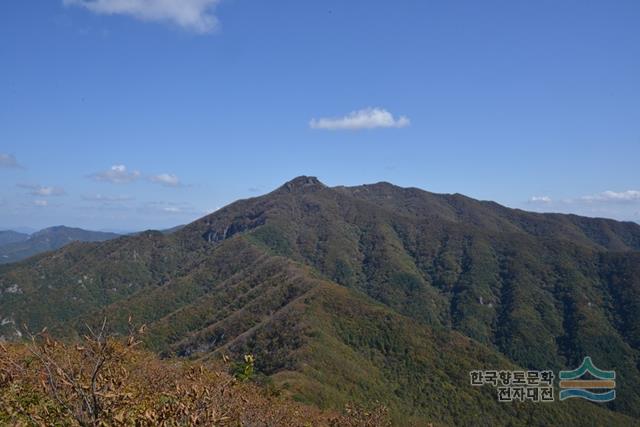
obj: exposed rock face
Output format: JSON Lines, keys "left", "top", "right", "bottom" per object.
{"left": 280, "top": 176, "right": 326, "bottom": 193}
{"left": 201, "top": 214, "right": 267, "bottom": 244}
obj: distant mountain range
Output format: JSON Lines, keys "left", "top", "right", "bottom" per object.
{"left": 0, "top": 226, "right": 121, "bottom": 264}
{"left": 0, "top": 230, "right": 30, "bottom": 246}
{"left": 1, "top": 177, "right": 639, "bottom": 425}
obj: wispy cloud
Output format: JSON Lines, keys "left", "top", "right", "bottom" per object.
{"left": 33, "top": 200, "right": 49, "bottom": 207}
{"left": 310, "top": 107, "right": 410, "bottom": 131}
{"left": 529, "top": 195, "right": 552, "bottom": 204}
{"left": 82, "top": 194, "right": 134, "bottom": 203}
{"left": 90, "top": 165, "right": 141, "bottom": 184}
{"left": 529, "top": 190, "right": 640, "bottom": 206}
{"left": 0, "top": 154, "right": 22, "bottom": 169}
{"left": 63, "top": 0, "right": 222, "bottom": 33}
{"left": 580, "top": 190, "right": 640, "bottom": 203}
{"left": 139, "top": 201, "right": 197, "bottom": 216}
{"left": 525, "top": 189, "right": 640, "bottom": 222}
{"left": 150, "top": 173, "right": 182, "bottom": 188}
{"left": 18, "top": 184, "right": 66, "bottom": 197}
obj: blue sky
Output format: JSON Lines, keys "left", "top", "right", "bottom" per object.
{"left": 1, "top": 0, "right": 639, "bottom": 231}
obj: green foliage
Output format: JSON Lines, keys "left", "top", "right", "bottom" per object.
{"left": 233, "top": 354, "right": 256, "bottom": 382}
{"left": 249, "top": 225, "right": 293, "bottom": 256}
{"left": 2, "top": 177, "right": 640, "bottom": 424}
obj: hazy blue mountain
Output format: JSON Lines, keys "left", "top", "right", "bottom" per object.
{"left": 1, "top": 227, "right": 37, "bottom": 235}
{"left": 0, "top": 226, "right": 120, "bottom": 264}
{"left": 0, "top": 230, "right": 29, "bottom": 246}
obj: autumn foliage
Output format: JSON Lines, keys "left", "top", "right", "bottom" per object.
{"left": 0, "top": 325, "right": 390, "bottom": 427}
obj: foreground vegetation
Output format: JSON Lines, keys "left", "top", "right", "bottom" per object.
{"left": 0, "top": 326, "right": 390, "bottom": 426}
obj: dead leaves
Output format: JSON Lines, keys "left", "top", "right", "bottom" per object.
{"left": 1, "top": 332, "right": 390, "bottom": 426}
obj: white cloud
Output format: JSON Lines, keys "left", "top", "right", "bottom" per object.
{"left": 310, "top": 107, "right": 410, "bottom": 131}
{"left": 33, "top": 200, "right": 49, "bottom": 207}
{"left": 82, "top": 194, "right": 133, "bottom": 202}
{"left": 63, "top": 0, "right": 222, "bottom": 33}
{"left": 18, "top": 184, "right": 66, "bottom": 197}
{"left": 581, "top": 190, "right": 640, "bottom": 203}
{"left": 150, "top": 173, "right": 182, "bottom": 187}
{"left": 522, "top": 189, "right": 640, "bottom": 222}
{"left": 529, "top": 196, "right": 552, "bottom": 204}
{"left": 0, "top": 154, "right": 21, "bottom": 169}
{"left": 91, "top": 165, "right": 141, "bottom": 184}
{"left": 140, "top": 201, "right": 196, "bottom": 216}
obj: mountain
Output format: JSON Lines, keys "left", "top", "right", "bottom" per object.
{"left": 127, "top": 224, "right": 186, "bottom": 236}
{"left": 1, "top": 177, "right": 639, "bottom": 425}
{"left": 2, "top": 226, "right": 38, "bottom": 235}
{"left": 160, "top": 224, "right": 185, "bottom": 234}
{"left": 0, "top": 226, "right": 120, "bottom": 265}
{"left": 0, "top": 230, "right": 29, "bottom": 246}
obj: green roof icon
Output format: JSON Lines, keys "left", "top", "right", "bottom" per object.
{"left": 560, "top": 357, "right": 615, "bottom": 380}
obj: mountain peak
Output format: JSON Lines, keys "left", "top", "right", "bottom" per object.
{"left": 280, "top": 176, "right": 326, "bottom": 193}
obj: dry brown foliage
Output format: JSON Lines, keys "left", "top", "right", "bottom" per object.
{"left": 0, "top": 322, "right": 390, "bottom": 427}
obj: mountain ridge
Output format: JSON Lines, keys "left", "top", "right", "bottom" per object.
{"left": 1, "top": 176, "right": 639, "bottom": 425}
{"left": 0, "top": 230, "right": 29, "bottom": 246}
{"left": 0, "top": 225, "right": 121, "bottom": 265}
